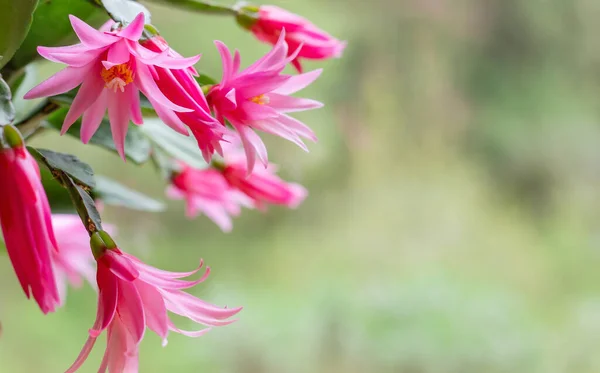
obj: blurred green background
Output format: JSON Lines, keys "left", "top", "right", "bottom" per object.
{"left": 5, "top": 0, "right": 600, "bottom": 372}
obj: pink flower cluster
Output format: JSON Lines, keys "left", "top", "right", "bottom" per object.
{"left": 0, "top": 3, "right": 343, "bottom": 372}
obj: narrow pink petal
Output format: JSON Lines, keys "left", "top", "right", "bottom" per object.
{"left": 126, "top": 255, "right": 204, "bottom": 279}
{"left": 116, "top": 280, "right": 146, "bottom": 344}
{"left": 167, "top": 320, "right": 211, "bottom": 338}
{"left": 266, "top": 93, "right": 323, "bottom": 113}
{"left": 102, "top": 40, "right": 131, "bottom": 69}
{"left": 64, "top": 335, "right": 98, "bottom": 373}
{"left": 81, "top": 90, "right": 108, "bottom": 143}
{"left": 214, "top": 40, "right": 233, "bottom": 83}
{"left": 23, "top": 65, "right": 90, "bottom": 99}
{"left": 272, "top": 69, "right": 322, "bottom": 95}
{"left": 63, "top": 71, "right": 105, "bottom": 130}
{"left": 135, "top": 63, "right": 192, "bottom": 112}
{"left": 37, "top": 45, "right": 102, "bottom": 67}
{"left": 94, "top": 265, "right": 119, "bottom": 332}
{"left": 245, "top": 30, "right": 288, "bottom": 73}
{"left": 231, "top": 122, "right": 256, "bottom": 171}
{"left": 118, "top": 13, "right": 145, "bottom": 41}
{"left": 151, "top": 100, "right": 189, "bottom": 135}
{"left": 129, "top": 87, "right": 143, "bottom": 125}
{"left": 69, "top": 15, "right": 119, "bottom": 48}
{"left": 232, "top": 49, "right": 241, "bottom": 75}
{"left": 107, "top": 89, "right": 132, "bottom": 161}
{"left": 102, "top": 250, "right": 140, "bottom": 281}
{"left": 136, "top": 282, "right": 169, "bottom": 342}
{"left": 163, "top": 289, "right": 242, "bottom": 320}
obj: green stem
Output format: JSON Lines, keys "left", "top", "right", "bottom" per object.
{"left": 14, "top": 100, "right": 60, "bottom": 139}
{"left": 143, "top": 0, "right": 237, "bottom": 16}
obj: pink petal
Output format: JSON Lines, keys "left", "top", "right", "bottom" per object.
{"left": 272, "top": 69, "right": 322, "bottom": 95}
{"left": 94, "top": 265, "right": 119, "bottom": 332}
{"left": 63, "top": 71, "right": 105, "bottom": 131}
{"left": 167, "top": 320, "right": 211, "bottom": 338}
{"left": 135, "top": 63, "right": 192, "bottom": 113}
{"left": 37, "top": 45, "right": 102, "bottom": 67}
{"left": 69, "top": 15, "right": 119, "bottom": 48}
{"left": 116, "top": 280, "right": 146, "bottom": 344}
{"left": 107, "top": 88, "right": 132, "bottom": 161}
{"left": 102, "top": 250, "right": 139, "bottom": 281}
{"left": 215, "top": 40, "right": 233, "bottom": 83}
{"left": 129, "top": 87, "right": 143, "bottom": 125}
{"left": 81, "top": 90, "right": 108, "bottom": 143}
{"left": 118, "top": 13, "right": 145, "bottom": 41}
{"left": 267, "top": 93, "right": 323, "bottom": 113}
{"left": 23, "top": 65, "right": 90, "bottom": 99}
{"left": 136, "top": 281, "right": 169, "bottom": 342}
{"left": 65, "top": 335, "right": 98, "bottom": 373}
{"left": 102, "top": 40, "right": 131, "bottom": 69}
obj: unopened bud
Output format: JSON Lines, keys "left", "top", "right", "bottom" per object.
{"left": 2, "top": 125, "right": 24, "bottom": 149}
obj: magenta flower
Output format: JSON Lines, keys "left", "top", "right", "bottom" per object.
{"left": 139, "top": 36, "right": 226, "bottom": 162}
{"left": 220, "top": 144, "right": 307, "bottom": 211}
{"left": 167, "top": 162, "right": 251, "bottom": 232}
{"left": 0, "top": 126, "right": 59, "bottom": 314}
{"left": 51, "top": 214, "right": 117, "bottom": 305}
{"left": 66, "top": 241, "right": 241, "bottom": 372}
{"left": 24, "top": 13, "right": 196, "bottom": 160}
{"left": 207, "top": 31, "right": 323, "bottom": 170}
{"left": 250, "top": 5, "right": 346, "bottom": 72}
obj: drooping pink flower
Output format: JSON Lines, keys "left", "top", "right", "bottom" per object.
{"left": 167, "top": 162, "right": 251, "bottom": 232}
{"left": 220, "top": 143, "right": 307, "bottom": 211}
{"left": 51, "top": 214, "right": 117, "bottom": 305}
{"left": 249, "top": 5, "right": 346, "bottom": 72}
{"left": 66, "top": 239, "right": 241, "bottom": 372}
{"left": 207, "top": 31, "right": 323, "bottom": 170}
{"left": 0, "top": 125, "right": 59, "bottom": 314}
{"left": 140, "top": 36, "right": 226, "bottom": 162}
{"left": 24, "top": 13, "right": 197, "bottom": 160}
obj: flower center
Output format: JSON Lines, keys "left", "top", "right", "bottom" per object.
{"left": 250, "top": 94, "right": 270, "bottom": 105}
{"left": 101, "top": 64, "right": 134, "bottom": 93}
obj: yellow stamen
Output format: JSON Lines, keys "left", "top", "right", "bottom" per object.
{"left": 250, "top": 94, "right": 270, "bottom": 105}
{"left": 101, "top": 64, "right": 134, "bottom": 93}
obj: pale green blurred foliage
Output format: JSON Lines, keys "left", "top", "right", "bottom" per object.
{"left": 4, "top": 0, "right": 600, "bottom": 372}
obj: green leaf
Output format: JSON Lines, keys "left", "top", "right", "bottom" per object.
{"left": 196, "top": 73, "right": 217, "bottom": 86}
{"left": 72, "top": 181, "right": 103, "bottom": 232}
{"left": 101, "top": 0, "right": 151, "bottom": 24}
{"left": 0, "top": 0, "right": 38, "bottom": 69}
{"left": 7, "top": 0, "right": 106, "bottom": 68}
{"left": 45, "top": 107, "right": 152, "bottom": 164}
{"left": 94, "top": 175, "right": 166, "bottom": 212}
{"left": 0, "top": 75, "right": 15, "bottom": 125}
{"left": 28, "top": 147, "right": 96, "bottom": 188}
{"left": 140, "top": 117, "right": 208, "bottom": 168}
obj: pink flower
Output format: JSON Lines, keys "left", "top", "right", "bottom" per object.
{"left": 51, "top": 214, "right": 117, "bottom": 305}
{"left": 250, "top": 5, "right": 346, "bottom": 72}
{"left": 220, "top": 145, "right": 307, "bottom": 211}
{"left": 138, "top": 36, "right": 226, "bottom": 162}
{"left": 207, "top": 31, "right": 323, "bottom": 170}
{"left": 167, "top": 163, "right": 250, "bottom": 232}
{"left": 66, "top": 241, "right": 241, "bottom": 372}
{"left": 0, "top": 126, "right": 59, "bottom": 314}
{"left": 24, "top": 13, "right": 197, "bottom": 160}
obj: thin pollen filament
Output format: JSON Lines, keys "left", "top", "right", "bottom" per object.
{"left": 251, "top": 94, "right": 270, "bottom": 105}
{"left": 101, "top": 64, "right": 134, "bottom": 93}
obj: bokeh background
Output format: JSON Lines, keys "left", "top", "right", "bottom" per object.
{"left": 5, "top": 0, "right": 600, "bottom": 372}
